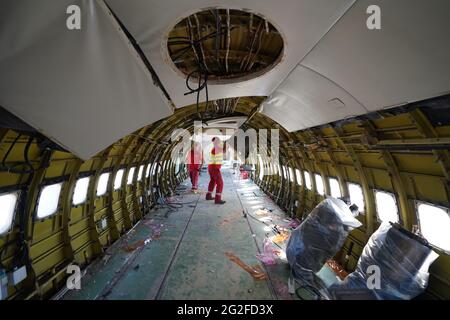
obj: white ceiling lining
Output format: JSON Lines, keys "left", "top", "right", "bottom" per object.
{"left": 262, "top": 0, "right": 450, "bottom": 132}
{"left": 261, "top": 65, "right": 368, "bottom": 132}
{"left": 105, "top": 0, "right": 356, "bottom": 108}
{"left": 204, "top": 116, "right": 248, "bottom": 129}
{"left": 0, "top": 0, "right": 173, "bottom": 160}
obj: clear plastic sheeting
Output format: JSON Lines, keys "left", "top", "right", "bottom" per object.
{"left": 286, "top": 198, "right": 362, "bottom": 282}
{"left": 256, "top": 238, "right": 278, "bottom": 265}
{"left": 330, "top": 223, "right": 439, "bottom": 300}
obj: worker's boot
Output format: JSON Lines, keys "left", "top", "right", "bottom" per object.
{"left": 215, "top": 194, "right": 226, "bottom": 205}
{"left": 206, "top": 192, "right": 213, "bottom": 200}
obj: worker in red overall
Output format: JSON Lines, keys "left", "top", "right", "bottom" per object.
{"left": 206, "top": 137, "right": 226, "bottom": 204}
{"left": 186, "top": 142, "right": 203, "bottom": 192}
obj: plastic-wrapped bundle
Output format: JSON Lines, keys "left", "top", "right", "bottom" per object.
{"left": 286, "top": 198, "right": 362, "bottom": 282}
{"left": 330, "top": 223, "right": 439, "bottom": 300}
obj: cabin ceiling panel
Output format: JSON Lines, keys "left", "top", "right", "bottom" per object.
{"left": 301, "top": 0, "right": 450, "bottom": 111}
{"left": 105, "top": 0, "right": 356, "bottom": 107}
{"left": 0, "top": 0, "right": 173, "bottom": 160}
{"left": 261, "top": 0, "right": 450, "bottom": 132}
{"left": 260, "top": 65, "right": 367, "bottom": 132}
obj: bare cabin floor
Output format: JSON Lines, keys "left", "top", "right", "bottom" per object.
{"left": 62, "top": 167, "right": 339, "bottom": 300}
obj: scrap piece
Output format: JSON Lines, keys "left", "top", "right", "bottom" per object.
{"left": 121, "top": 240, "right": 145, "bottom": 252}
{"left": 255, "top": 209, "right": 270, "bottom": 217}
{"left": 225, "top": 252, "right": 267, "bottom": 281}
{"left": 217, "top": 211, "right": 242, "bottom": 227}
{"left": 271, "top": 231, "right": 290, "bottom": 245}
{"left": 326, "top": 260, "right": 349, "bottom": 280}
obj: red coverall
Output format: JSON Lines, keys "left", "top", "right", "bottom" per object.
{"left": 206, "top": 147, "right": 224, "bottom": 202}
{"left": 187, "top": 149, "right": 203, "bottom": 190}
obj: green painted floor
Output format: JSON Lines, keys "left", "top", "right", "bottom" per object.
{"left": 62, "top": 168, "right": 339, "bottom": 300}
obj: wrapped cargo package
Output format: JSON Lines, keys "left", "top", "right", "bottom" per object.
{"left": 330, "top": 223, "right": 439, "bottom": 300}
{"left": 286, "top": 198, "right": 362, "bottom": 282}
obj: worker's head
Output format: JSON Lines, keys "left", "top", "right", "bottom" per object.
{"left": 212, "top": 137, "right": 221, "bottom": 147}
{"left": 193, "top": 141, "right": 201, "bottom": 150}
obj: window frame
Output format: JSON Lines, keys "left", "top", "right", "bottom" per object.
{"left": 114, "top": 169, "right": 125, "bottom": 190}
{"left": 288, "top": 167, "right": 294, "bottom": 183}
{"left": 258, "top": 155, "right": 264, "bottom": 180}
{"left": 36, "top": 182, "right": 63, "bottom": 219}
{"left": 328, "top": 177, "right": 342, "bottom": 198}
{"left": 72, "top": 176, "right": 90, "bottom": 206}
{"left": 295, "top": 169, "right": 302, "bottom": 186}
{"left": 347, "top": 182, "right": 365, "bottom": 214}
{"left": 374, "top": 189, "right": 400, "bottom": 224}
{"left": 137, "top": 165, "right": 144, "bottom": 181}
{"left": 314, "top": 173, "right": 325, "bottom": 196}
{"left": 127, "top": 167, "right": 136, "bottom": 185}
{"left": 0, "top": 191, "right": 20, "bottom": 236}
{"left": 96, "top": 172, "right": 110, "bottom": 197}
{"left": 416, "top": 201, "right": 450, "bottom": 254}
{"left": 282, "top": 166, "right": 288, "bottom": 180}
{"left": 145, "top": 164, "right": 151, "bottom": 178}
{"left": 304, "top": 171, "right": 312, "bottom": 190}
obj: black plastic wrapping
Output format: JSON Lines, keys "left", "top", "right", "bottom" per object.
{"left": 330, "top": 223, "right": 439, "bottom": 300}
{"left": 286, "top": 198, "right": 362, "bottom": 282}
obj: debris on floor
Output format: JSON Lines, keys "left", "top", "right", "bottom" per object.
{"left": 326, "top": 260, "right": 349, "bottom": 280}
{"left": 121, "top": 239, "right": 145, "bottom": 252}
{"left": 102, "top": 254, "right": 111, "bottom": 266}
{"left": 285, "top": 218, "right": 301, "bottom": 229}
{"left": 271, "top": 232, "right": 290, "bottom": 245}
{"left": 256, "top": 238, "right": 279, "bottom": 265}
{"left": 255, "top": 208, "right": 271, "bottom": 217}
{"left": 217, "top": 211, "right": 243, "bottom": 227}
{"left": 225, "top": 251, "right": 267, "bottom": 281}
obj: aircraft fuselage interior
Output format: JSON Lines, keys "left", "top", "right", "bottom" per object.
{"left": 0, "top": 0, "right": 450, "bottom": 305}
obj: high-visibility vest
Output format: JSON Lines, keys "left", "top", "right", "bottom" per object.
{"left": 209, "top": 147, "right": 223, "bottom": 165}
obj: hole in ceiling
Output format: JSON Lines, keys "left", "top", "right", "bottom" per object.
{"left": 167, "top": 9, "right": 284, "bottom": 84}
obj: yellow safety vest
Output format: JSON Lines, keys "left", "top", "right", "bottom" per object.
{"left": 209, "top": 148, "right": 223, "bottom": 165}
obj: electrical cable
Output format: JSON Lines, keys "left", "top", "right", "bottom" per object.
{"left": 169, "top": 18, "right": 235, "bottom": 122}
{"left": 1, "top": 134, "right": 35, "bottom": 174}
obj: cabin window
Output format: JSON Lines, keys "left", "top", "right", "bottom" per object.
{"left": 145, "top": 164, "right": 151, "bottom": 178}
{"left": 348, "top": 183, "right": 365, "bottom": 213}
{"left": 329, "top": 177, "right": 342, "bottom": 198}
{"left": 127, "top": 167, "right": 136, "bottom": 185}
{"left": 258, "top": 155, "right": 264, "bottom": 180}
{"left": 304, "top": 171, "right": 312, "bottom": 190}
{"left": 288, "top": 167, "right": 294, "bottom": 182}
{"left": 114, "top": 169, "right": 124, "bottom": 190}
{"left": 0, "top": 192, "right": 19, "bottom": 235}
{"left": 37, "top": 183, "right": 62, "bottom": 219}
{"left": 374, "top": 190, "right": 399, "bottom": 223}
{"left": 137, "top": 165, "right": 144, "bottom": 181}
{"left": 73, "top": 177, "right": 90, "bottom": 205}
{"left": 96, "top": 173, "right": 109, "bottom": 196}
{"left": 295, "top": 169, "right": 302, "bottom": 186}
{"left": 315, "top": 174, "right": 325, "bottom": 195}
{"left": 175, "top": 158, "right": 181, "bottom": 174}
{"left": 417, "top": 202, "right": 450, "bottom": 253}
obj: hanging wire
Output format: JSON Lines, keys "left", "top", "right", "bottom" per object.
{"left": 167, "top": 13, "right": 234, "bottom": 122}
